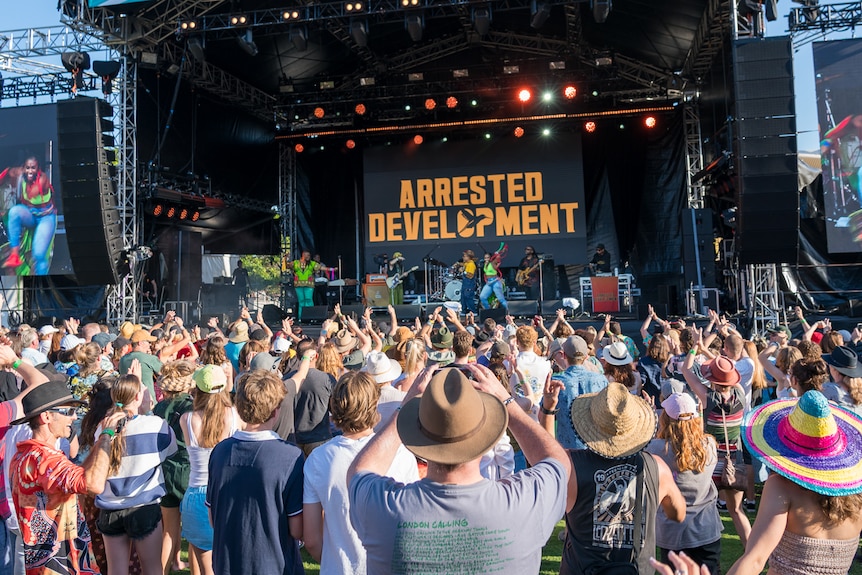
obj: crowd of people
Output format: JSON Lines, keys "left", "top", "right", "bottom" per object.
{"left": 0, "top": 301, "right": 860, "bottom": 575}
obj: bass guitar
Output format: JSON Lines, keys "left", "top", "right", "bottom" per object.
{"left": 516, "top": 261, "right": 540, "bottom": 286}
{"left": 386, "top": 266, "right": 419, "bottom": 288}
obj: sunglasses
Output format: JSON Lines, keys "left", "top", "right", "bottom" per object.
{"left": 48, "top": 407, "right": 77, "bottom": 416}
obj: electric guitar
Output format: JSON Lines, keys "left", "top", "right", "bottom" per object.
{"left": 386, "top": 266, "right": 419, "bottom": 288}
{"left": 516, "top": 261, "right": 540, "bottom": 286}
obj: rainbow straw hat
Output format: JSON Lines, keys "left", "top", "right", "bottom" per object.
{"left": 743, "top": 390, "right": 862, "bottom": 496}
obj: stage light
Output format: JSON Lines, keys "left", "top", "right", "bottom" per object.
{"left": 283, "top": 10, "right": 299, "bottom": 19}
{"left": 530, "top": 1, "right": 551, "bottom": 29}
{"left": 591, "top": 90, "right": 599, "bottom": 97}
{"left": 153, "top": 204, "right": 164, "bottom": 216}
{"left": 592, "top": 0, "right": 612, "bottom": 23}
{"left": 237, "top": 29, "right": 258, "bottom": 56}
{"left": 584, "top": 121, "right": 596, "bottom": 133}
{"left": 517, "top": 89, "right": 531, "bottom": 103}
{"left": 93, "top": 60, "right": 121, "bottom": 96}
{"left": 406, "top": 15, "right": 424, "bottom": 41}
{"left": 351, "top": 21, "right": 368, "bottom": 47}
{"left": 542, "top": 91, "right": 553, "bottom": 102}
{"left": 414, "top": 135, "right": 424, "bottom": 145}
{"left": 619, "top": 123, "right": 625, "bottom": 130}
{"left": 313, "top": 107, "right": 325, "bottom": 118}
{"left": 180, "top": 20, "right": 197, "bottom": 30}
{"left": 564, "top": 85, "right": 577, "bottom": 99}
{"left": 442, "top": 136, "right": 448, "bottom": 142}
{"left": 355, "top": 103, "right": 367, "bottom": 115}
{"left": 188, "top": 37, "right": 206, "bottom": 61}
{"left": 179, "top": 208, "right": 189, "bottom": 220}
{"left": 346, "top": 139, "right": 356, "bottom": 149}
{"left": 470, "top": 99, "right": 478, "bottom": 106}
{"left": 542, "top": 128, "right": 550, "bottom": 136}
{"left": 290, "top": 29, "right": 307, "bottom": 51}
{"left": 514, "top": 126, "right": 524, "bottom": 138}
{"left": 166, "top": 206, "right": 177, "bottom": 219}
{"left": 446, "top": 96, "right": 458, "bottom": 108}
{"left": 229, "top": 15, "right": 248, "bottom": 25}
{"left": 425, "top": 98, "right": 437, "bottom": 110}
{"left": 61, "top": 51, "right": 90, "bottom": 95}
{"left": 484, "top": 133, "right": 491, "bottom": 140}
{"left": 191, "top": 210, "right": 200, "bottom": 222}
{"left": 295, "top": 143, "right": 305, "bottom": 153}
{"left": 644, "top": 115, "right": 657, "bottom": 128}
{"left": 346, "top": 1, "right": 364, "bottom": 10}
{"left": 473, "top": 8, "right": 491, "bottom": 36}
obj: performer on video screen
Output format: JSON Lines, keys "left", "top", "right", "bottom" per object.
{"left": 822, "top": 114, "right": 862, "bottom": 207}
{"left": 0, "top": 157, "right": 57, "bottom": 275}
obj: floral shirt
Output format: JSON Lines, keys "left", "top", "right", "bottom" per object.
{"left": 11, "top": 439, "right": 98, "bottom": 575}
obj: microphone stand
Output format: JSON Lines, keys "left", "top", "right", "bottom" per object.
{"left": 537, "top": 255, "right": 545, "bottom": 315}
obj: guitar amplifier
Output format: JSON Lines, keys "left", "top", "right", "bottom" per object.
{"left": 366, "top": 273, "right": 387, "bottom": 285}
{"left": 364, "top": 284, "right": 390, "bottom": 306}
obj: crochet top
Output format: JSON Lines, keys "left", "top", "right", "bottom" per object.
{"left": 769, "top": 530, "right": 858, "bottom": 575}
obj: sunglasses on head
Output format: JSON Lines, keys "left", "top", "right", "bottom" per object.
{"left": 48, "top": 407, "right": 77, "bottom": 416}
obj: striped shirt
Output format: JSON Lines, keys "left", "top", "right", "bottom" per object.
{"left": 705, "top": 387, "right": 745, "bottom": 452}
{"left": 96, "top": 414, "right": 177, "bottom": 510}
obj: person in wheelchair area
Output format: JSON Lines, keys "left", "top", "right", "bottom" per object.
{"left": 0, "top": 156, "right": 57, "bottom": 274}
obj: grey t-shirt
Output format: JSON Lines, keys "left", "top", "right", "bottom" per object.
{"left": 272, "top": 377, "right": 299, "bottom": 443}
{"left": 349, "top": 458, "right": 566, "bottom": 574}
{"left": 292, "top": 368, "right": 335, "bottom": 444}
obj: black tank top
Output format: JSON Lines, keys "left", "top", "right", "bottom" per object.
{"left": 561, "top": 449, "right": 659, "bottom": 575}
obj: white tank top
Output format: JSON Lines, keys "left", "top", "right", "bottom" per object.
{"left": 186, "top": 407, "right": 240, "bottom": 487}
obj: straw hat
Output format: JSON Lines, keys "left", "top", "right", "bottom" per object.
{"left": 397, "top": 368, "right": 507, "bottom": 465}
{"left": 334, "top": 329, "right": 358, "bottom": 353}
{"left": 700, "top": 356, "right": 740, "bottom": 386}
{"left": 228, "top": 322, "right": 249, "bottom": 344}
{"left": 743, "top": 390, "right": 862, "bottom": 496}
{"left": 570, "top": 382, "right": 657, "bottom": 459}
{"left": 361, "top": 351, "right": 402, "bottom": 383}
{"left": 602, "top": 342, "right": 633, "bottom": 366}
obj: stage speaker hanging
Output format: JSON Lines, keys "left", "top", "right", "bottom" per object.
{"left": 57, "top": 97, "right": 125, "bottom": 285}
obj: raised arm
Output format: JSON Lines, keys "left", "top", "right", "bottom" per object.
{"left": 758, "top": 343, "right": 786, "bottom": 383}
{"left": 387, "top": 305, "right": 398, "bottom": 337}
{"left": 640, "top": 304, "right": 655, "bottom": 341}
{"left": 681, "top": 346, "right": 709, "bottom": 407}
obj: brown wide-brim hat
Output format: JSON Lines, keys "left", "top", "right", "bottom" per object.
{"left": 11, "top": 381, "right": 86, "bottom": 425}
{"left": 397, "top": 368, "right": 507, "bottom": 465}
{"left": 228, "top": 322, "right": 250, "bottom": 344}
{"left": 570, "top": 382, "right": 657, "bottom": 459}
{"left": 334, "top": 329, "right": 358, "bottom": 353}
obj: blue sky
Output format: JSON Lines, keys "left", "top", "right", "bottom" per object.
{"left": 4, "top": 1, "right": 857, "bottom": 152}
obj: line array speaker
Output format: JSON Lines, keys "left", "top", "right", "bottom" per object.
{"left": 57, "top": 97, "right": 125, "bottom": 284}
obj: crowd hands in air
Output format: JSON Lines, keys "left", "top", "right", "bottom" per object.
{"left": 0, "top": 301, "right": 861, "bottom": 575}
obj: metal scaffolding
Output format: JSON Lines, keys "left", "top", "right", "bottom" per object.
{"left": 278, "top": 141, "right": 297, "bottom": 311}
{"left": 744, "top": 263, "right": 782, "bottom": 335}
{"left": 684, "top": 103, "right": 705, "bottom": 209}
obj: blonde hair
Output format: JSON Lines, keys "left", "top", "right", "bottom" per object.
{"left": 403, "top": 338, "right": 426, "bottom": 374}
{"left": 192, "top": 378, "right": 233, "bottom": 448}
{"left": 776, "top": 346, "right": 802, "bottom": 373}
{"left": 75, "top": 342, "right": 104, "bottom": 377}
{"left": 107, "top": 375, "right": 144, "bottom": 475}
{"left": 159, "top": 360, "right": 195, "bottom": 397}
{"left": 744, "top": 341, "right": 768, "bottom": 391}
{"left": 236, "top": 370, "right": 285, "bottom": 424}
{"left": 818, "top": 492, "right": 862, "bottom": 524}
{"left": 329, "top": 371, "right": 380, "bottom": 433}
{"left": 316, "top": 343, "right": 343, "bottom": 380}
{"left": 656, "top": 410, "right": 709, "bottom": 473}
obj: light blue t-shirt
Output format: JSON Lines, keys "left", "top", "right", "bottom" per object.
{"left": 552, "top": 364, "right": 608, "bottom": 450}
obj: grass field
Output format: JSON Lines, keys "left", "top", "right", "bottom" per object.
{"left": 171, "top": 508, "right": 862, "bottom": 575}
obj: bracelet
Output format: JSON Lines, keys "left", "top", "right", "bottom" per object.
{"left": 301, "top": 355, "right": 312, "bottom": 361}
{"left": 11, "top": 359, "right": 21, "bottom": 370}
{"left": 688, "top": 349, "right": 697, "bottom": 356}
{"left": 100, "top": 428, "right": 116, "bottom": 439}
{"left": 539, "top": 402, "right": 560, "bottom": 415}
{"left": 502, "top": 396, "right": 515, "bottom": 407}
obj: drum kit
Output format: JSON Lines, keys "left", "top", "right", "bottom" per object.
{"left": 425, "top": 260, "right": 478, "bottom": 305}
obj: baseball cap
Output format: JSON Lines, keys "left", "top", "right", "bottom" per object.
{"left": 60, "top": 334, "right": 84, "bottom": 351}
{"left": 661, "top": 393, "right": 699, "bottom": 421}
{"left": 193, "top": 365, "right": 228, "bottom": 394}
{"left": 273, "top": 337, "right": 291, "bottom": 353}
{"left": 768, "top": 325, "right": 792, "bottom": 339}
{"left": 562, "top": 335, "right": 588, "bottom": 358}
{"left": 91, "top": 332, "right": 116, "bottom": 350}
{"left": 38, "top": 325, "right": 59, "bottom": 336}
{"left": 131, "top": 329, "right": 157, "bottom": 343}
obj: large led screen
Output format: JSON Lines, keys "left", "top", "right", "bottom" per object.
{"left": 0, "top": 104, "right": 73, "bottom": 276}
{"left": 814, "top": 39, "right": 862, "bottom": 253}
{"left": 363, "top": 134, "right": 587, "bottom": 271}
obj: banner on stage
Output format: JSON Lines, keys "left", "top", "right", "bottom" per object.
{"left": 363, "top": 136, "right": 586, "bottom": 268}
{"left": 591, "top": 276, "right": 619, "bottom": 313}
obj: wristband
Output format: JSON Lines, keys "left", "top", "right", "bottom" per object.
{"left": 100, "top": 428, "right": 116, "bottom": 439}
{"left": 11, "top": 359, "right": 22, "bottom": 370}
{"left": 688, "top": 349, "right": 697, "bottom": 356}
{"left": 301, "top": 355, "right": 313, "bottom": 361}
{"left": 539, "top": 402, "right": 560, "bottom": 415}
{"left": 502, "top": 396, "right": 515, "bottom": 407}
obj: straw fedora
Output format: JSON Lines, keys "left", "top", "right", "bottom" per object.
{"left": 361, "top": 351, "right": 402, "bottom": 383}
{"left": 11, "top": 381, "right": 86, "bottom": 425}
{"left": 397, "top": 368, "right": 507, "bottom": 465}
{"left": 334, "top": 329, "right": 358, "bottom": 353}
{"left": 823, "top": 346, "right": 862, "bottom": 378}
{"left": 228, "top": 322, "right": 249, "bottom": 344}
{"left": 570, "top": 382, "right": 657, "bottom": 459}
{"left": 743, "top": 390, "right": 862, "bottom": 496}
{"left": 700, "top": 356, "right": 740, "bottom": 386}
{"left": 601, "top": 342, "right": 633, "bottom": 366}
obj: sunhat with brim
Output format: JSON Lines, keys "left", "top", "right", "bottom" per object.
{"left": 397, "top": 368, "right": 508, "bottom": 465}
{"left": 334, "top": 329, "right": 358, "bottom": 353}
{"left": 11, "top": 381, "right": 86, "bottom": 425}
{"left": 700, "top": 356, "right": 740, "bottom": 386}
{"left": 570, "top": 382, "right": 657, "bottom": 459}
{"left": 430, "top": 327, "right": 454, "bottom": 349}
{"left": 743, "top": 390, "right": 862, "bottom": 496}
{"left": 228, "top": 322, "right": 249, "bottom": 344}
{"left": 361, "top": 351, "right": 402, "bottom": 383}
{"left": 602, "top": 342, "right": 633, "bottom": 366}
{"left": 193, "top": 365, "right": 228, "bottom": 394}
{"left": 393, "top": 326, "right": 414, "bottom": 343}
{"left": 823, "top": 346, "right": 862, "bottom": 378}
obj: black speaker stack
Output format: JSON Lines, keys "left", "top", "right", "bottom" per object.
{"left": 682, "top": 208, "right": 716, "bottom": 288}
{"left": 732, "top": 36, "right": 799, "bottom": 265}
{"left": 57, "top": 97, "right": 125, "bottom": 285}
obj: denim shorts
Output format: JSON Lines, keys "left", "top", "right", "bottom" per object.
{"left": 180, "top": 486, "right": 213, "bottom": 551}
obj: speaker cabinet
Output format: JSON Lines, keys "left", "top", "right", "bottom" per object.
{"left": 479, "top": 307, "right": 507, "bottom": 324}
{"left": 507, "top": 300, "right": 538, "bottom": 318}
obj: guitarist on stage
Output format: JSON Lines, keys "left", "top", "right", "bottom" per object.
{"left": 388, "top": 251, "right": 406, "bottom": 305}
{"left": 516, "top": 245, "right": 540, "bottom": 299}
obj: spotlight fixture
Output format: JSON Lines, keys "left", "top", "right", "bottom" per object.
{"left": 191, "top": 210, "right": 200, "bottom": 222}
{"left": 484, "top": 133, "right": 492, "bottom": 140}
{"left": 237, "top": 29, "right": 258, "bottom": 56}
{"left": 402, "top": 0, "right": 421, "bottom": 5}
{"left": 564, "top": 85, "right": 577, "bottom": 99}
{"left": 542, "top": 92, "right": 553, "bottom": 102}
{"left": 350, "top": 21, "right": 368, "bottom": 47}
{"left": 424, "top": 98, "right": 437, "bottom": 110}
{"left": 92, "top": 60, "right": 121, "bottom": 96}
{"left": 517, "top": 88, "right": 531, "bottom": 103}
{"left": 346, "top": 1, "right": 364, "bottom": 10}
{"left": 584, "top": 121, "right": 597, "bottom": 133}
{"left": 313, "top": 107, "right": 325, "bottom": 119}
{"left": 542, "top": 128, "right": 551, "bottom": 136}
{"left": 166, "top": 206, "right": 177, "bottom": 219}
{"left": 514, "top": 126, "right": 524, "bottom": 138}
{"left": 346, "top": 139, "right": 356, "bottom": 149}
{"left": 472, "top": 8, "right": 491, "bottom": 36}
{"left": 446, "top": 96, "right": 458, "bottom": 108}
{"left": 229, "top": 15, "right": 248, "bottom": 25}
{"left": 644, "top": 116, "right": 657, "bottom": 128}
{"left": 414, "top": 135, "right": 424, "bottom": 145}
{"left": 470, "top": 99, "right": 478, "bottom": 106}
{"left": 283, "top": 10, "right": 300, "bottom": 19}
{"left": 355, "top": 103, "right": 367, "bottom": 115}
{"left": 180, "top": 20, "right": 197, "bottom": 31}
{"left": 295, "top": 143, "right": 305, "bottom": 153}
{"left": 152, "top": 204, "right": 164, "bottom": 216}
{"left": 530, "top": 1, "right": 551, "bottom": 29}
{"left": 179, "top": 208, "right": 189, "bottom": 220}
{"left": 592, "top": 0, "right": 612, "bottom": 23}
{"left": 188, "top": 37, "right": 206, "bottom": 61}
{"left": 61, "top": 51, "right": 90, "bottom": 94}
